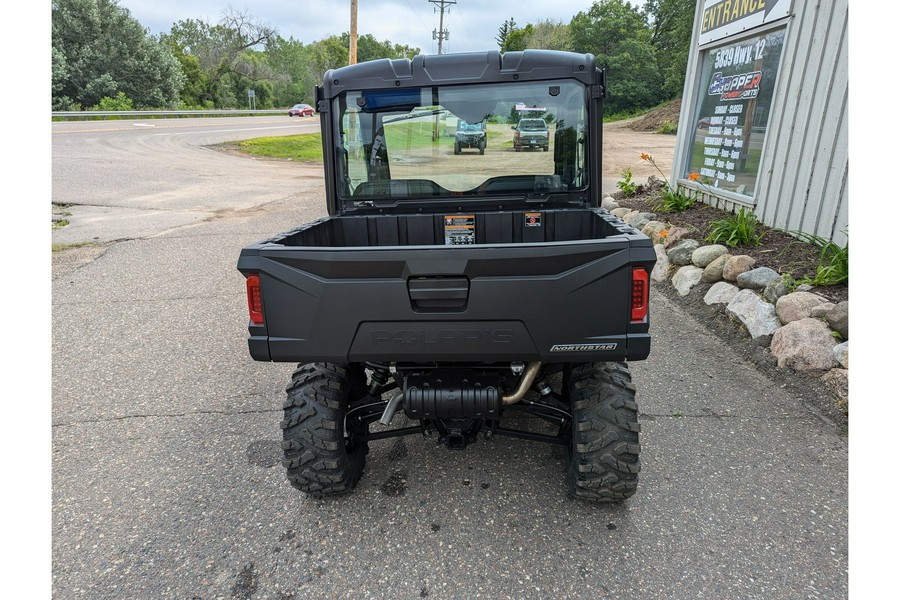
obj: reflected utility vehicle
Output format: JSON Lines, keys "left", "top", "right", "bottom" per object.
{"left": 238, "top": 50, "right": 655, "bottom": 502}
{"left": 454, "top": 119, "right": 486, "bottom": 154}
{"left": 512, "top": 117, "right": 550, "bottom": 152}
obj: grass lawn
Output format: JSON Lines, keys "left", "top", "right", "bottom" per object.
{"left": 237, "top": 133, "right": 324, "bottom": 161}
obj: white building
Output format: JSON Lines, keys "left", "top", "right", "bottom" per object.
{"left": 671, "top": 0, "right": 848, "bottom": 245}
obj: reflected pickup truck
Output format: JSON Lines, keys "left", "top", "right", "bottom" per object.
{"left": 238, "top": 50, "right": 656, "bottom": 502}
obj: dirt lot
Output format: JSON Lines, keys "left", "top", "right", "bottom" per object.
{"left": 377, "top": 118, "right": 677, "bottom": 192}
{"left": 602, "top": 118, "right": 676, "bottom": 179}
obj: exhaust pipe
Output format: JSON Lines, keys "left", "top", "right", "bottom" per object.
{"left": 502, "top": 361, "right": 541, "bottom": 405}
{"left": 379, "top": 391, "right": 404, "bottom": 425}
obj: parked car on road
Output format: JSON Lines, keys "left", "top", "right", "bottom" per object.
{"left": 289, "top": 103, "right": 315, "bottom": 117}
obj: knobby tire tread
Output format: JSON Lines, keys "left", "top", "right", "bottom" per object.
{"left": 281, "top": 363, "right": 368, "bottom": 497}
{"left": 565, "top": 361, "right": 641, "bottom": 502}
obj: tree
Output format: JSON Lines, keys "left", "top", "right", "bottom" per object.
{"left": 643, "top": 0, "right": 696, "bottom": 97}
{"left": 501, "top": 24, "right": 533, "bottom": 52}
{"left": 341, "top": 33, "right": 419, "bottom": 63}
{"left": 165, "top": 8, "right": 277, "bottom": 107}
{"left": 267, "top": 36, "right": 313, "bottom": 107}
{"left": 496, "top": 18, "right": 517, "bottom": 49}
{"left": 52, "top": 0, "right": 184, "bottom": 109}
{"left": 165, "top": 38, "right": 211, "bottom": 108}
{"left": 569, "top": 0, "right": 666, "bottom": 113}
{"left": 525, "top": 20, "right": 572, "bottom": 51}
{"left": 306, "top": 36, "right": 350, "bottom": 82}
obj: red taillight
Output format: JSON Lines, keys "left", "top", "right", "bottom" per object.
{"left": 246, "top": 274, "right": 264, "bottom": 325}
{"left": 631, "top": 268, "right": 649, "bottom": 322}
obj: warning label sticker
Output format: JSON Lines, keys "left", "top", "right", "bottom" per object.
{"left": 524, "top": 212, "right": 543, "bottom": 228}
{"left": 444, "top": 215, "right": 475, "bottom": 245}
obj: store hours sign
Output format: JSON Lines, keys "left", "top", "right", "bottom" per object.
{"left": 686, "top": 27, "right": 786, "bottom": 197}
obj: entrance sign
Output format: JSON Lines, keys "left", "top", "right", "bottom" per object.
{"left": 699, "top": 0, "right": 792, "bottom": 46}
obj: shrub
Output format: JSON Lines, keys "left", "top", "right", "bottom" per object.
{"left": 93, "top": 92, "right": 134, "bottom": 111}
{"left": 656, "top": 120, "right": 677, "bottom": 135}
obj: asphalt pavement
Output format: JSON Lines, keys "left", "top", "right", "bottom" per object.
{"left": 49, "top": 117, "right": 848, "bottom": 599}
{"left": 52, "top": 198, "right": 847, "bottom": 600}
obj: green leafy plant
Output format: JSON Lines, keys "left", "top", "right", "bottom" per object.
{"left": 616, "top": 168, "right": 638, "bottom": 197}
{"left": 786, "top": 231, "right": 849, "bottom": 286}
{"left": 93, "top": 92, "right": 134, "bottom": 111}
{"left": 652, "top": 189, "right": 694, "bottom": 212}
{"left": 706, "top": 207, "right": 765, "bottom": 247}
{"left": 656, "top": 120, "right": 677, "bottom": 135}
{"left": 641, "top": 153, "right": 695, "bottom": 212}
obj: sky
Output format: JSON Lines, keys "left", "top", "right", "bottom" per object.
{"left": 117, "top": 0, "right": 601, "bottom": 55}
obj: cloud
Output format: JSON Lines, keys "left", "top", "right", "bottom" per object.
{"left": 119, "top": 0, "right": 594, "bottom": 54}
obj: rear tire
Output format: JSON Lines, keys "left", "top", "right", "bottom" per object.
{"left": 563, "top": 362, "right": 641, "bottom": 502}
{"left": 281, "top": 363, "right": 368, "bottom": 497}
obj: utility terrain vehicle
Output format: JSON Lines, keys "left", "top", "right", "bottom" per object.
{"left": 238, "top": 50, "right": 655, "bottom": 502}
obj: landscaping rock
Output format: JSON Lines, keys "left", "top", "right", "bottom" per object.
{"left": 642, "top": 221, "right": 670, "bottom": 245}
{"left": 704, "top": 281, "right": 739, "bottom": 305}
{"left": 692, "top": 244, "right": 729, "bottom": 268}
{"left": 622, "top": 210, "right": 640, "bottom": 224}
{"left": 722, "top": 255, "right": 756, "bottom": 281}
{"left": 826, "top": 301, "right": 849, "bottom": 339}
{"left": 667, "top": 239, "right": 701, "bottom": 266}
{"left": 822, "top": 368, "right": 848, "bottom": 403}
{"left": 632, "top": 212, "right": 657, "bottom": 231}
{"left": 672, "top": 266, "right": 704, "bottom": 296}
{"left": 726, "top": 289, "right": 781, "bottom": 339}
{"left": 736, "top": 267, "right": 781, "bottom": 290}
{"left": 663, "top": 227, "right": 693, "bottom": 247}
{"left": 810, "top": 303, "right": 836, "bottom": 318}
{"left": 763, "top": 276, "right": 790, "bottom": 304}
{"left": 775, "top": 291, "right": 829, "bottom": 324}
{"left": 770, "top": 318, "right": 838, "bottom": 371}
{"left": 651, "top": 244, "right": 672, "bottom": 283}
{"left": 611, "top": 207, "right": 631, "bottom": 219}
{"left": 601, "top": 196, "right": 619, "bottom": 210}
{"left": 833, "top": 341, "right": 848, "bottom": 369}
{"left": 700, "top": 253, "right": 730, "bottom": 283}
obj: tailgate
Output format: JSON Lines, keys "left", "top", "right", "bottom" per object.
{"left": 238, "top": 236, "right": 655, "bottom": 364}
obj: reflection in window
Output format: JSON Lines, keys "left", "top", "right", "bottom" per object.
{"left": 686, "top": 28, "right": 786, "bottom": 197}
{"left": 335, "top": 80, "right": 587, "bottom": 204}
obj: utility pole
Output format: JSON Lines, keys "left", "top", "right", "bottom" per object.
{"left": 428, "top": 0, "right": 455, "bottom": 54}
{"left": 349, "top": 0, "right": 358, "bottom": 64}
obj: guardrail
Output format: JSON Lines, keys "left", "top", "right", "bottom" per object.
{"left": 51, "top": 109, "right": 291, "bottom": 121}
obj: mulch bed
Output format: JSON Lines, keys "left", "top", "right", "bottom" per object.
{"left": 614, "top": 180, "right": 848, "bottom": 304}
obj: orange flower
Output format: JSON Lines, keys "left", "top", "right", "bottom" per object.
{"left": 688, "top": 172, "right": 701, "bottom": 182}
{"left": 640, "top": 153, "right": 651, "bottom": 161}
{"left": 659, "top": 229, "right": 669, "bottom": 239}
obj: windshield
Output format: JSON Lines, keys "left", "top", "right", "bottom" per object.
{"left": 334, "top": 79, "right": 587, "bottom": 204}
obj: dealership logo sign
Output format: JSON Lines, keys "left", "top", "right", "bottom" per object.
{"left": 708, "top": 70, "right": 762, "bottom": 101}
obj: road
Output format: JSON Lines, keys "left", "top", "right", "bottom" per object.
{"left": 50, "top": 116, "right": 847, "bottom": 599}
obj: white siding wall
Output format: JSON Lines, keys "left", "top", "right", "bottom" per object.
{"left": 672, "top": 0, "right": 849, "bottom": 246}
